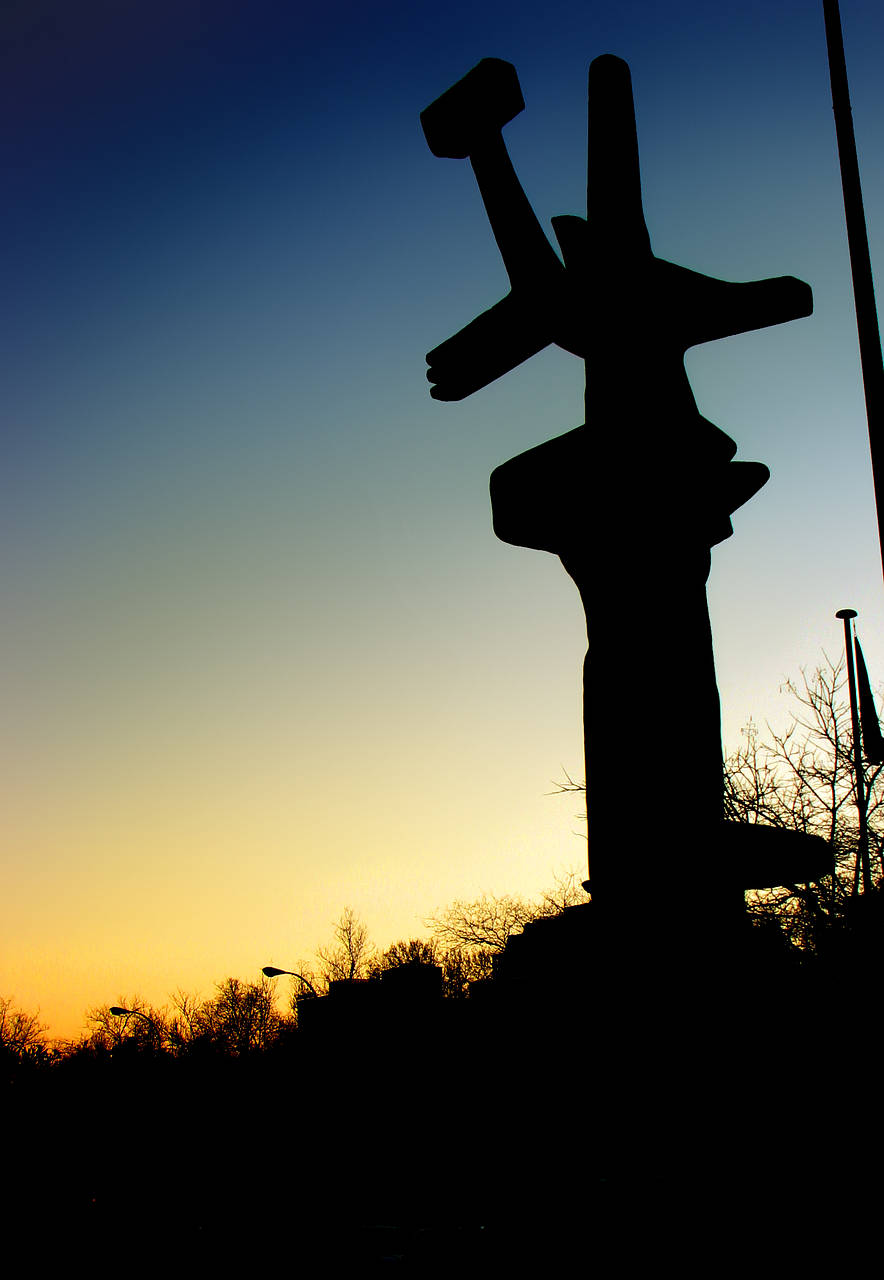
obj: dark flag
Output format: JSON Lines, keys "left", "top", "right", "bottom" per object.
{"left": 854, "top": 636, "right": 884, "bottom": 764}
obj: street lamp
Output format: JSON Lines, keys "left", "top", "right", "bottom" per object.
{"left": 262, "top": 966, "right": 319, "bottom": 997}
{"left": 109, "top": 1005, "right": 162, "bottom": 1049}
{"left": 110, "top": 1006, "right": 151, "bottom": 1020}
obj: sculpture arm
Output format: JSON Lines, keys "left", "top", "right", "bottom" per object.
{"left": 426, "top": 292, "right": 556, "bottom": 401}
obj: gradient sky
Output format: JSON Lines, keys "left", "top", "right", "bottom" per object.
{"left": 3, "top": 0, "right": 884, "bottom": 1039}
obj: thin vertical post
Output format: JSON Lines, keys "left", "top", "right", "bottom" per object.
{"left": 837, "top": 608, "right": 871, "bottom": 893}
{"left": 823, "top": 1, "right": 884, "bottom": 586}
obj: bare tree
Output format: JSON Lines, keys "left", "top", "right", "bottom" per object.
{"left": 535, "top": 869, "right": 586, "bottom": 915}
{"left": 724, "top": 655, "right": 884, "bottom": 949}
{"left": 428, "top": 893, "right": 539, "bottom": 953}
{"left": 0, "top": 995, "right": 49, "bottom": 1063}
{"left": 86, "top": 996, "right": 170, "bottom": 1053}
{"left": 202, "top": 976, "right": 281, "bottom": 1056}
{"left": 168, "top": 989, "right": 206, "bottom": 1051}
{"left": 84, "top": 981, "right": 288, "bottom": 1058}
{"left": 426, "top": 871, "right": 586, "bottom": 972}
{"left": 316, "top": 907, "right": 376, "bottom": 984}
{"left": 725, "top": 658, "right": 884, "bottom": 851}
{"left": 438, "top": 946, "right": 495, "bottom": 998}
{"left": 371, "top": 938, "right": 440, "bottom": 973}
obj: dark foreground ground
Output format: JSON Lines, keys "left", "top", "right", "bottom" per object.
{"left": 9, "top": 963, "right": 883, "bottom": 1270}
{"left": 10, "top": 904, "right": 884, "bottom": 1267}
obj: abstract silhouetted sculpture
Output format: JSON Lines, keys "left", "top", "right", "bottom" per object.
{"left": 422, "top": 55, "right": 828, "bottom": 945}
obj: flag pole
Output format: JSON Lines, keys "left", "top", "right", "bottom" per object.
{"left": 836, "top": 608, "right": 871, "bottom": 893}
{"left": 823, "top": 1, "right": 884, "bottom": 587}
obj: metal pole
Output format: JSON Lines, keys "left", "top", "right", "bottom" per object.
{"left": 823, "top": 1, "right": 884, "bottom": 587}
{"left": 836, "top": 608, "right": 871, "bottom": 893}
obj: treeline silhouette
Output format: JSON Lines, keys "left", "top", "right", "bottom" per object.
{"left": 8, "top": 890, "right": 884, "bottom": 1264}
{"left": 7, "top": 880, "right": 884, "bottom": 1263}
{"left": 4, "top": 878, "right": 596, "bottom": 1263}
{"left": 2, "top": 879, "right": 584, "bottom": 1070}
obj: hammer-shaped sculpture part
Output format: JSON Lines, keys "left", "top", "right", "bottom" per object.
{"left": 421, "top": 57, "right": 524, "bottom": 160}
{"left": 422, "top": 58, "right": 566, "bottom": 401}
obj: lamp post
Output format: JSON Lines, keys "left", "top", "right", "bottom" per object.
{"left": 261, "top": 966, "right": 319, "bottom": 997}
{"left": 109, "top": 1005, "right": 162, "bottom": 1051}
{"left": 823, "top": 2, "right": 884, "bottom": 588}
{"left": 836, "top": 608, "right": 872, "bottom": 895}
{"left": 109, "top": 1005, "right": 156, "bottom": 1023}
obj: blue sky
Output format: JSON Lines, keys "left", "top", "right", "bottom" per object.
{"left": 2, "top": 0, "right": 883, "bottom": 1036}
